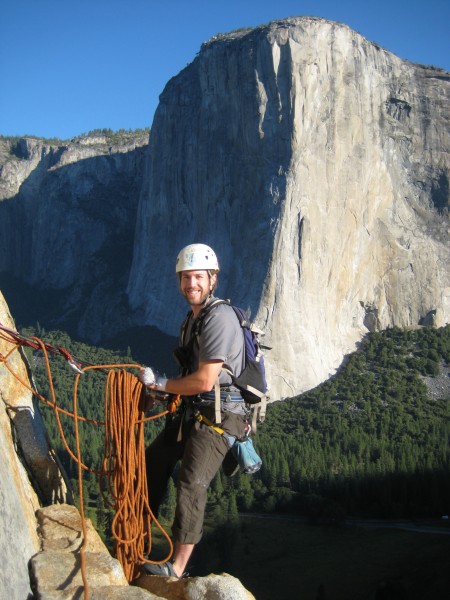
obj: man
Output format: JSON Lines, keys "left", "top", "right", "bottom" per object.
{"left": 141, "top": 243, "right": 247, "bottom": 578}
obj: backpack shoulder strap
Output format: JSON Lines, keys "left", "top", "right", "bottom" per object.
{"left": 179, "top": 297, "right": 230, "bottom": 344}
{"left": 190, "top": 298, "right": 236, "bottom": 425}
{"left": 192, "top": 298, "right": 229, "bottom": 339}
{"left": 179, "top": 308, "right": 196, "bottom": 346}
{"left": 228, "top": 304, "right": 247, "bottom": 326}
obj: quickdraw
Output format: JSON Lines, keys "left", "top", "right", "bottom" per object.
{"left": 0, "top": 321, "right": 84, "bottom": 374}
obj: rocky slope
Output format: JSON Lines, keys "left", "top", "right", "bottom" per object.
{"left": 1, "top": 17, "right": 449, "bottom": 400}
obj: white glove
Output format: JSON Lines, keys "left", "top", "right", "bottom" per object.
{"left": 140, "top": 366, "right": 155, "bottom": 386}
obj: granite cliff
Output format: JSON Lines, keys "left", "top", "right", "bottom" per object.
{"left": 0, "top": 131, "right": 148, "bottom": 341}
{"left": 1, "top": 17, "right": 449, "bottom": 400}
{"left": 127, "top": 17, "right": 450, "bottom": 398}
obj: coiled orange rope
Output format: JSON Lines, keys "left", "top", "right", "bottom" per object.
{"left": 97, "top": 367, "right": 177, "bottom": 581}
{"left": 0, "top": 324, "right": 180, "bottom": 589}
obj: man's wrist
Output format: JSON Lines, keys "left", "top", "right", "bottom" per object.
{"left": 155, "top": 376, "right": 168, "bottom": 391}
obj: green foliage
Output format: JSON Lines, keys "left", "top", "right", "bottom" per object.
{"left": 197, "top": 515, "right": 450, "bottom": 600}
{"left": 253, "top": 325, "right": 450, "bottom": 519}
{"left": 0, "top": 134, "right": 66, "bottom": 147}
{"left": 25, "top": 324, "right": 450, "bottom": 549}
{"left": 212, "top": 27, "right": 252, "bottom": 38}
{"left": 74, "top": 128, "right": 150, "bottom": 145}
{"left": 0, "top": 127, "right": 150, "bottom": 148}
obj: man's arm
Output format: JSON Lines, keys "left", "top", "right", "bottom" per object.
{"left": 154, "top": 360, "right": 223, "bottom": 396}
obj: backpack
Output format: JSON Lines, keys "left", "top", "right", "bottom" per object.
{"left": 179, "top": 298, "right": 270, "bottom": 429}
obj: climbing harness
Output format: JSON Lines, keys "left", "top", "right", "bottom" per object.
{"left": 177, "top": 298, "right": 270, "bottom": 430}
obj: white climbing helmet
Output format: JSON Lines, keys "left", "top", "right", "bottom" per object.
{"left": 175, "top": 243, "right": 220, "bottom": 273}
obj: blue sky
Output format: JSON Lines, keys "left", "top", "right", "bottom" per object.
{"left": 1, "top": 0, "right": 449, "bottom": 140}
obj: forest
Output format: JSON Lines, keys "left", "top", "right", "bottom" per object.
{"left": 22, "top": 323, "right": 450, "bottom": 548}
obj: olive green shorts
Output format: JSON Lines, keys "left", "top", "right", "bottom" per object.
{"left": 146, "top": 408, "right": 246, "bottom": 545}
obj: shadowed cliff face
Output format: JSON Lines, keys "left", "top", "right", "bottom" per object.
{"left": 0, "top": 134, "right": 148, "bottom": 342}
{"left": 126, "top": 17, "right": 450, "bottom": 398}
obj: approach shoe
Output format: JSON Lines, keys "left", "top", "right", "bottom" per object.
{"left": 143, "top": 561, "right": 179, "bottom": 578}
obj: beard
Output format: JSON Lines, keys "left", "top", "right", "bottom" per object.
{"left": 182, "top": 287, "right": 211, "bottom": 307}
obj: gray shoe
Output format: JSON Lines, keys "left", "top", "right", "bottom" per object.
{"left": 143, "top": 561, "right": 178, "bottom": 578}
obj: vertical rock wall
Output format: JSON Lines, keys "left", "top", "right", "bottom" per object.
{"left": 0, "top": 291, "right": 71, "bottom": 599}
{"left": 0, "top": 135, "right": 148, "bottom": 342}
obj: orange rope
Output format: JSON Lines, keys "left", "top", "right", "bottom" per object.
{"left": 0, "top": 325, "right": 181, "bottom": 587}
{"left": 101, "top": 369, "right": 176, "bottom": 581}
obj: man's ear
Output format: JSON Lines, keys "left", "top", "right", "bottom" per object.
{"left": 209, "top": 272, "right": 217, "bottom": 291}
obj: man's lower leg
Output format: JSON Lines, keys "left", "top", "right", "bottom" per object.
{"left": 172, "top": 541, "right": 195, "bottom": 577}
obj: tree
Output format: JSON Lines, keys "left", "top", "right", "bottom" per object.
{"left": 160, "top": 477, "right": 176, "bottom": 521}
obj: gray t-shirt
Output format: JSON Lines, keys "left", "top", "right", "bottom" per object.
{"left": 184, "top": 297, "right": 245, "bottom": 388}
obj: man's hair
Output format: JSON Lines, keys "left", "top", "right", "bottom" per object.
{"left": 208, "top": 270, "right": 219, "bottom": 292}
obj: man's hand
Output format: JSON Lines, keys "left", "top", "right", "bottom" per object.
{"left": 140, "top": 366, "right": 156, "bottom": 386}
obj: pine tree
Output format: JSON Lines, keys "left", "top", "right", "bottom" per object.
{"left": 160, "top": 477, "right": 176, "bottom": 521}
